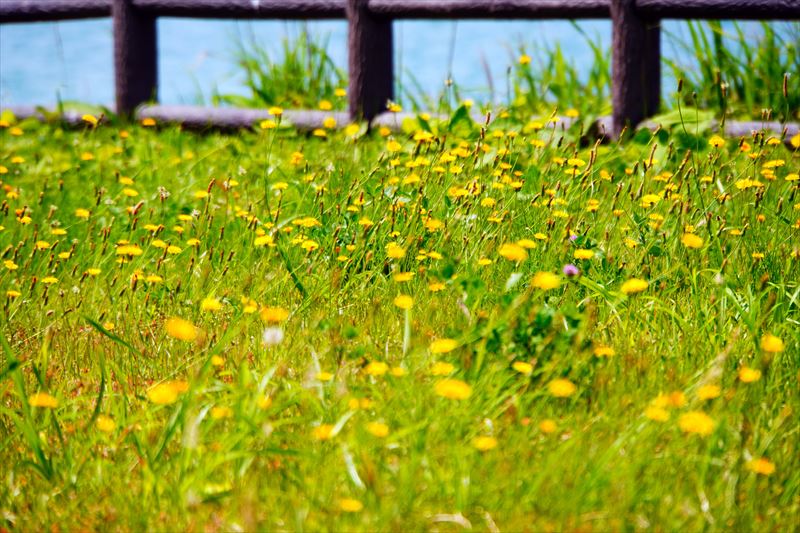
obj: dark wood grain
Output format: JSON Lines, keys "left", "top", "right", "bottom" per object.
{"left": 611, "top": 0, "right": 660, "bottom": 137}
{"left": 367, "top": 0, "right": 609, "bottom": 19}
{"left": 348, "top": 0, "right": 393, "bottom": 121}
{"left": 132, "top": 0, "right": 345, "bottom": 19}
{"left": 0, "top": 0, "right": 110, "bottom": 22}
{"left": 113, "top": 0, "right": 158, "bottom": 114}
{"left": 637, "top": 0, "right": 800, "bottom": 19}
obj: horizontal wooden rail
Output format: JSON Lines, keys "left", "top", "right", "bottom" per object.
{"left": 4, "top": 0, "right": 800, "bottom": 22}
{"left": 132, "top": 0, "right": 345, "bottom": 19}
{"left": 1, "top": 0, "right": 798, "bottom": 136}
{"left": 366, "top": 0, "right": 609, "bottom": 19}
{"left": 0, "top": 0, "right": 110, "bottom": 22}
{"left": 636, "top": 0, "right": 800, "bottom": 19}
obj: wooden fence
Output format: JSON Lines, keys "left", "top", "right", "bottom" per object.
{"left": 1, "top": 0, "right": 799, "bottom": 136}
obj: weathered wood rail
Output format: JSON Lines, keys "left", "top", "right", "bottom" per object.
{"left": 1, "top": 0, "right": 798, "bottom": 136}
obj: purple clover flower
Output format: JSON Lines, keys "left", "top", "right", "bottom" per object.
{"left": 563, "top": 264, "right": 580, "bottom": 277}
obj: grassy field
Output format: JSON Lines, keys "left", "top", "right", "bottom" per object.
{"left": 1, "top": 109, "right": 799, "bottom": 531}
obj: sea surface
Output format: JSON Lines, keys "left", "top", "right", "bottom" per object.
{"left": 0, "top": 17, "right": 777, "bottom": 109}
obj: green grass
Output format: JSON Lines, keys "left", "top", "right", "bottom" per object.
{"left": 216, "top": 21, "right": 799, "bottom": 124}
{"left": 213, "top": 24, "right": 347, "bottom": 110}
{"left": 0, "top": 108, "right": 798, "bottom": 531}
{"left": 664, "top": 21, "right": 800, "bottom": 123}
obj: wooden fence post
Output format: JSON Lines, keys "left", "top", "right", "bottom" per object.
{"left": 112, "top": 0, "right": 157, "bottom": 115}
{"left": 347, "top": 0, "right": 393, "bottom": 122}
{"left": 611, "top": 0, "right": 660, "bottom": 137}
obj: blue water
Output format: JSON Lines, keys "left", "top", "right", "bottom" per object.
{"left": 0, "top": 18, "right": 776, "bottom": 109}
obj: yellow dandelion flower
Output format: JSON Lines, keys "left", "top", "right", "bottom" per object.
{"left": 760, "top": 334, "right": 784, "bottom": 353}
{"left": 431, "top": 361, "right": 455, "bottom": 376}
{"left": 593, "top": 346, "right": 615, "bottom": 357}
{"left": 28, "top": 392, "right": 59, "bottom": 408}
{"left": 165, "top": 317, "right": 198, "bottom": 341}
{"left": 339, "top": 498, "right": 363, "bottom": 512}
{"left": 393, "top": 294, "right": 413, "bottom": 310}
{"left": 210, "top": 406, "right": 233, "bottom": 420}
{"left": 738, "top": 366, "right": 762, "bottom": 383}
{"left": 697, "top": 384, "right": 721, "bottom": 400}
{"left": 708, "top": 135, "right": 725, "bottom": 148}
{"left": 512, "top": 361, "right": 533, "bottom": 375}
{"left": 116, "top": 244, "right": 143, "bottom": 257}
{"left": 746, "top": 458, "right": 775, "bottom": 476}
{"left": 548, "top": 378, "right": 576, "bottom": 398}
{"left": 531, "top": 271, "right": 561, "bottom": 290}
{"left": 95, "top": 415, "right": 116, "bottom": 433}
{"left": 539, "top": 419, "right": 557, "bottom": 433}
{"left": 364, "top": 361, "right": 389, "bottom": 376}
{"left": 430, "top": 338, "right": 458, "bottom": 354}
{"left": 434, "top": 379, "right": 472, "bottom": 400}
{"left": 312, "top": 424, "right": 334, "bottom": 441}
{"left": 200, "top": 297, "right": 222, "bottom": 312}
{"left": 147, "top": 381, "right": 187, "bottom": 405}
{"left": 621, "top": 278, "right": 648, "bottom": 295}
{"left": 386, "top": 140, "right": 402, "bottom": 152}
{"left": 498, "top": 243, "right": 528, "bottom": 262}
{"left": 344, "top": 123, "right": 360, "bottom": 136}
{"left": 254, "top": 235, "right": 274, "bottom": 247}
{"left": 645, "top": 406, "right": 669, "bottom": 422}
{"left": 473, "top": 436, "right": 498, "bottom": 451}
{"left": 678, "top": 411, "right": 715, "bottom": 436}
{"left": 681, "top": 233, "right": 704, "bottom": 249}
{"left": 260, "top": 306, "right": 289, "bottom": 323}
{"left": 366, "top": 422, "right": 390, "bottom": 438}
{"left": 386, "top": 242, "right": 406, "bottom": 259}
{"left": 257, "top": 395, "right": 272, "bottom": 409}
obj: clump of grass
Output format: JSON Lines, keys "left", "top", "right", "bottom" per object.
{"left": 664, "top": 21, "right": 799, "bottom": 122}
{"left": 510, "top": 22, "right": 612, "bottom": 119}
{"left": 214, "top": 23, "right": 347, "bottom": 110}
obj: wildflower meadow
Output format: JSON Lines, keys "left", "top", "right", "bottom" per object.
{"left": 0, "top": 97, "right": 798, "bottom": 531}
